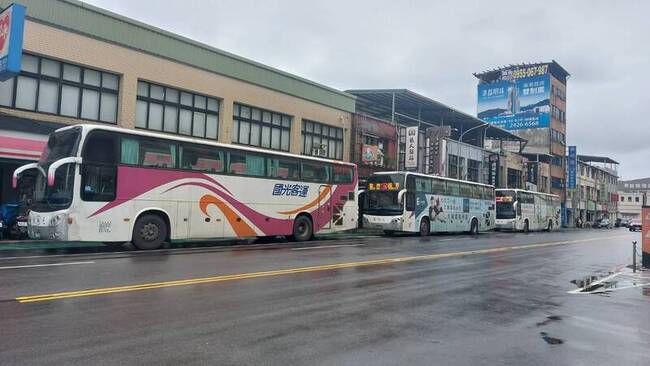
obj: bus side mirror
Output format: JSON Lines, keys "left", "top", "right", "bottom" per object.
{"left": 405, "top": 192, "right": 416, "bottom": 211}
{"left": 47, "top": 157, "right": 82, "bottom": 186}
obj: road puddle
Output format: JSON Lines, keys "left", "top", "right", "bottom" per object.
{"left": 569, "top": 267, "right": 650, "bottom": 294}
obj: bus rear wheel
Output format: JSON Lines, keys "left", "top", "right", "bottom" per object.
{"left": 291, "top": 215, "right": 313, "bottom": 242}
{"left": 132, "top": 214, "right": 167, "bottom": 250}
{"left": 469, "top": 219, "right": 479, "bottom": 235}
{"left": 419, "top": 218, "right": 430, "bottom": 237}
{"left": 523, "top": 220, "right": 530, "bottom": 233}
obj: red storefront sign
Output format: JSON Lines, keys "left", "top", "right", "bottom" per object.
{"left": 642, "top": 206, "right": 650, "bottom": 267}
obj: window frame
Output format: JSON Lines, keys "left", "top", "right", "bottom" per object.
{"left": 136, "top": 80, "right": 220, "bottom": 140}
{"left": 302, "top": 119, "right": 344, "bottom": 160}
{"left": 232, "top": 103, "right": 291, "bottom": 152}
{"left": 1, "top": 53, "right": 120, "bottom": 123}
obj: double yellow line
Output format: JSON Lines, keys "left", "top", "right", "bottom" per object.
{"left": 16, "top": 235, "right": 623, "bottom": 303}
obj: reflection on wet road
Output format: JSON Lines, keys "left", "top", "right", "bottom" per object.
{"left": 1, "top": 229, "right": 649, "bottom": 365}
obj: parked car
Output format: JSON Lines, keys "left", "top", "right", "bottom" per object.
{"left": 593, "top": 218, "right": 612, "bottom": 229}
{"left": 615, "top": 218, "right": 624, "bottom": 228}
{"left": 629, "top": 220, "right": 643, "bottom": 232}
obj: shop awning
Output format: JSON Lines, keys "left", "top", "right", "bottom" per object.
{"left": 0, "top": 131, "right": 47, "bottom": 161}
{"left": 0, "top": 113, "right": 64, "bottom": 161}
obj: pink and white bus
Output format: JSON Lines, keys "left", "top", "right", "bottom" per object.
{"left": 13, "top": 124, "right": 358, "bottom": 249}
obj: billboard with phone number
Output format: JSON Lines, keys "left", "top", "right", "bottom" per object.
{"left": 477, "top": 73, "right": 551, "bottom": 130}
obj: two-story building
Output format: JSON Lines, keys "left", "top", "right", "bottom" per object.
{"left": 0, "top": 0, "right": 355, "bottom": 207}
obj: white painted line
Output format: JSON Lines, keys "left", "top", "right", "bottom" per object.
{"left": 291, "top": 244, "right": 365, "bottom": 251}
{"left": 0, "top": 261, "right": 95, "bottom": 270}
{"left": 567, "top": 272, "right": 622, "bottom": 294}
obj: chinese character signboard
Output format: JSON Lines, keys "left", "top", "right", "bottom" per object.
{"left": 488, "top": 153, "right": 500, "bottom": 187}
{"left": 0, "top": 4, "right": 26, "bottom": 81}
{"left": 526, "top": 161, "right": 538, "bottom": 186}
{"left": 404, "top": 126, "right": 418, "bottom": 169}
{"left": 567, "top": 146, "right": 577, "bottom": 190}
{"left": 477, "top": 65, "right": 551, "bottom": 130}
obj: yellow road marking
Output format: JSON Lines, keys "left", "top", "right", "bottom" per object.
{"left": 16, "top": 235, "right": 624, "bottom": 303}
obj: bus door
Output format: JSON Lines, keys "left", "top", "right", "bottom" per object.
{"left": 319, "top": 184, "right": 332, "bottom": 230}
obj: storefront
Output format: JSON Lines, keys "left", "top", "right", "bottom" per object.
{"left": 0, "top": 114, "right": 61, "bottom": 207}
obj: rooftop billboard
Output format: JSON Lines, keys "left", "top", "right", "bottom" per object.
{"left": 477, "top": 65, "right": 550, "bottom": 131}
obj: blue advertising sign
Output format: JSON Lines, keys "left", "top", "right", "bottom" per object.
{"left": 0, "top": 3, "right": 26, "bottom": 81}
{"left": 477, "top": 74, "right": 551, "bottom": 130}
{"left": 568, "top": 146, "right": 577, "bottom": 190}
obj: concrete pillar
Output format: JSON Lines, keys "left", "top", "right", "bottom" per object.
{"left": 219, "top": 98, "right": 234, "bottom": 144}
{"left": 118, "top": 73, "right": 137, "bottom": 129}
{"left": 289, "top": 115, "right": 303, "bottom": 155}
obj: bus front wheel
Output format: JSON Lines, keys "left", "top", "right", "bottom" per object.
{"left": 469, "top": 219, "right": 479, "bottom": 235}
{"left": 291, "top": 215, "right": 313, "bottom": 242}
{"left": 132, "top": 214, "right": 168, "bottom": 250}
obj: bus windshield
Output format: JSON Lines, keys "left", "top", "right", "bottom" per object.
{"left": 365, "top": 174, "right": 404, "bottom": 215}
{"left": 32, "top": 129, "right": 81, "bottom": 212}
{"left": 496, "top": 190, "right": 516, "bottom": 219}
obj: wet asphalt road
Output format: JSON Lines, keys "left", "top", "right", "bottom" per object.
{"left": 1, "top": 229, "right": 649, "bottom": 366}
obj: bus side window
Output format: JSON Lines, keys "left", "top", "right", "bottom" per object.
{"left": 81, "top": 131, "right": 118, "bottom": 202}
{"left": 180, "top": 144, "right": 224, "bottom": 173}
{"left": 432, "top": 178, "right": 446, "bottom": 195}
{"left": 267, "top": 158, "right": 300, "bottom": 180}
{"left": 447, "top": 182, "right": 460, "bottom": 196}
{"left": 228, "top": 151, "right": 265, "bottom": 177}
{"left": 472, "top": 185, "right": 482, "bottom": 199}
{"left": 301, "top": 162, "right": 330, "bottom": 183}
{"left": 332, "top": 165, "right": 353, "bottom": 184}
{"left": 415, "top": 177, "right": 430, "bottom": 193}
{"left": 460, "top": 183, "right": 472, "bottom": 198}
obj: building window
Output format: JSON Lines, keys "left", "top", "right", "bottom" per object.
{"left": 0, "top": 54, "right": 119, "bottom": 123}
{"left": 232, "top": 103, "right": 290, "bottom": 151}
{"left": 448, "top": 154, "right": 459, "bottom": 179}
{"left": 136, "top": 81, "right": 219, "bottom": 139}
{"left": 636, "top": 197, "right": 640, "bottom": 203}
{"left": 551, "top": 177, "right": 564, "bottom": 190}
{"left": 551, "top": 129, "right": 565, "bottom": 145}
{"left": 507, "top": 168, "right": 521, "bottom": 189}
{"left": 302, "top": 119, "right": 343, "bottom": 160}
{"left": 467, "top": 159, "right": 481, "bottom": 183}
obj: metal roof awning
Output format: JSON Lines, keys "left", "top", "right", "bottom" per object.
{"left": 578, "top": 155, "right": 619, "bottom": 165}
{"left": 346, "top": 89, "right": 526, "bottom": 147}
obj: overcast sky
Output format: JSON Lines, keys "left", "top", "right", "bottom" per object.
{"left": 86, "top": 0, "right": 650, "bottom": 180}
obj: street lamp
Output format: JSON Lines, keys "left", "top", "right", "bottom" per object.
{"left": 459, "top": 122, "right": 489, "bottom": 143}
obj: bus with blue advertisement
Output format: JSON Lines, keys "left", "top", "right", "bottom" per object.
{"left": 363, "top": 171, "right": 495, "bottom": 236}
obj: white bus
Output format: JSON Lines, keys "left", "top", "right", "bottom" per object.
{"left": 495, "top": 189, "right": 561, "bottom": 232}
{"left": 13, "top": 124, "right": 358, "bottom": 249}
{"left": 362, "top": 172, "right": 496, "bottom": 236}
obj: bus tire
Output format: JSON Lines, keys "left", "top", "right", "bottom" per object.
{"left": 469, "top": 218, "right": 479, "bottom": 235}
{"left": 292, "top": 215, "right": 313, "bottom": 242}
{"left": 132, "top": 214, "right": 168, "bottom": 250}
{"left": 523, "top": 220, "right": 530, "bottom": 233}
{"left": 419, "top": 218, "right": 430, "bottom": 237}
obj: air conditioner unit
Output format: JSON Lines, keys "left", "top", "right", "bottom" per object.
{"left": 312, "top": 145, "right": 328, "bottom": 157}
